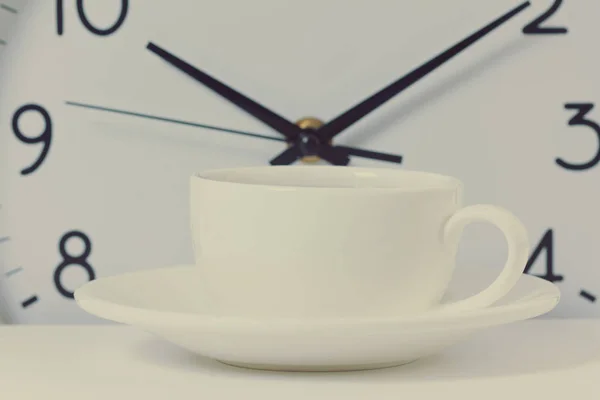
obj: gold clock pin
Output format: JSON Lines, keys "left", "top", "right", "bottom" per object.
{"left": 294, "top": 117, "right": 329, "bottom": 164}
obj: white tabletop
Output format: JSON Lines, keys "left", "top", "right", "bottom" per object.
{"left": 1, "top": 319, "right": 599, "bottom": 399}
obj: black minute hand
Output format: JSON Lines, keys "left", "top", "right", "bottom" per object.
{"left": 317, "top": 1, "right": 531, "bottom": 142}
{"left": 147, "top": 42, "right": 301, "bottom": 140}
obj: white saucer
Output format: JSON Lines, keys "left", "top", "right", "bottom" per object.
{"left": 74, "top": 264, "right": 560, "bottom": 372}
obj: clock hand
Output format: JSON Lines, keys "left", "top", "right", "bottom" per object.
{"left": 65, "top": 101, "right": 399, "bottom": 165}
{"left": 315, "top": 145, "right": 350, "bottom": 166}
{"left": 316, "top": 1, "right": 531, "bottom": 142}
{"left": 147, "top": 42, "right": 302, "bottom": 140}
{"left": 65, "top": 101, "right": 285, "bottom": 142}
{"left": 269, "top": 146, "right": 302, "bottom": 166}
{"left": 268, "top": 2, "right": 529, "bottom": 163}
{"left": 334, "top": 146, "right": 403, "bottom": 164}
{"left": 271, "top": 145, "right": 350, "bottom": 166}
{"left": 269, "top": 142, "right": 403, "bottom": 165}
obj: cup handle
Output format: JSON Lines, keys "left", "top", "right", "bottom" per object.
{"left": 437, "top": 204, "right": 530, "bottom": 313}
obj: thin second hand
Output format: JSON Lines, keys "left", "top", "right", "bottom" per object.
{"left": 64, "top": 101, "right": 286, "bottom": 142}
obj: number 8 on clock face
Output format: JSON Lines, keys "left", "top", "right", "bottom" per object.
{"left": 0, "top": 0, "right": 599, "bottom": 323}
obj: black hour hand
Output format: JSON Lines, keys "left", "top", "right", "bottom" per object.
{"left": 269, "top": 142, "right": 401, "bottom": 166}
{"left": 334, "top": 146, "right": 403, "bottom": 164}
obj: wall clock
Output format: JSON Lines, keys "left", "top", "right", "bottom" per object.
{"left": 1, "top": 0, "right": 598, "bottom": 324}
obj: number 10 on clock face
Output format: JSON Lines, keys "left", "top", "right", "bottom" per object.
{"left": 0, "top": 0, "right": 599, "bottom": 323}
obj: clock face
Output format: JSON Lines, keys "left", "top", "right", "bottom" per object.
{"left": 1, "top": 0, "right": 599, "bottom": 323}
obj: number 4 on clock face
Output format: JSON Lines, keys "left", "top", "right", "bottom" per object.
{"left": 525, "top": 229, "right": 563, "bottom": 283}
{"left": 525, "top": 229, "right": 597, "bottom": 304}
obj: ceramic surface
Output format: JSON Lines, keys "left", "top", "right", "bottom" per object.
{"left": 190, "top": 166, "right": 531, "bottom": 318}
{"left": 75, "top": 264, "right": 560, "bottom": 372}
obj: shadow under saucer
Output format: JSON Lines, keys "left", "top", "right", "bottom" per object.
{"left": 132, "top": 319, "right": 600, "bottom": 382}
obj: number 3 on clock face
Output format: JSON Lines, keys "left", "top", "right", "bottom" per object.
{"left": 0, "top": 0, "right": 599, "bottom": 323}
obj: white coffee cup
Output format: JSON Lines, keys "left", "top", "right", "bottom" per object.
{"left": 190, "top": 166, "right": 529, "bottom": 319}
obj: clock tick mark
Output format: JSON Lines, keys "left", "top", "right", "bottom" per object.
{"left": 0, "top": 3, "right": 17, "bottom": 13}
{"left": 580, "top": 290, "right": 596, "bottom": 303}
{"left": 21, "top": 295, "right": 38, "bottom": 308}
{"left": 0, "top": 39, "right": 6, "bottom": 46}
{"left": 5, "top": 266, "right": 22, "bottom": 277}
{"left": 0, "top": 236, "right": 10, "bottom": 245}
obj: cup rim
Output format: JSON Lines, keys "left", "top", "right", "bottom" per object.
{"left": 192, "top": 166, "right": 463, "bottom": 192}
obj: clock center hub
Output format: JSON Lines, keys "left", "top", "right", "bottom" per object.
{"left": 294, "top": 117, "right": 327, "bottom": 164}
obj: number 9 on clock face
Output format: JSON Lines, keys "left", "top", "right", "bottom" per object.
{"left": 0, "top": 0, "right": 599, "bottom": 323}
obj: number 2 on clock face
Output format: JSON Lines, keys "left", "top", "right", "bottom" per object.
{"left": 522, "top": 0, "right": 567, "bottom": 35}
{"left": 1, "top": 0, "right": 600, "bottom": 324}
